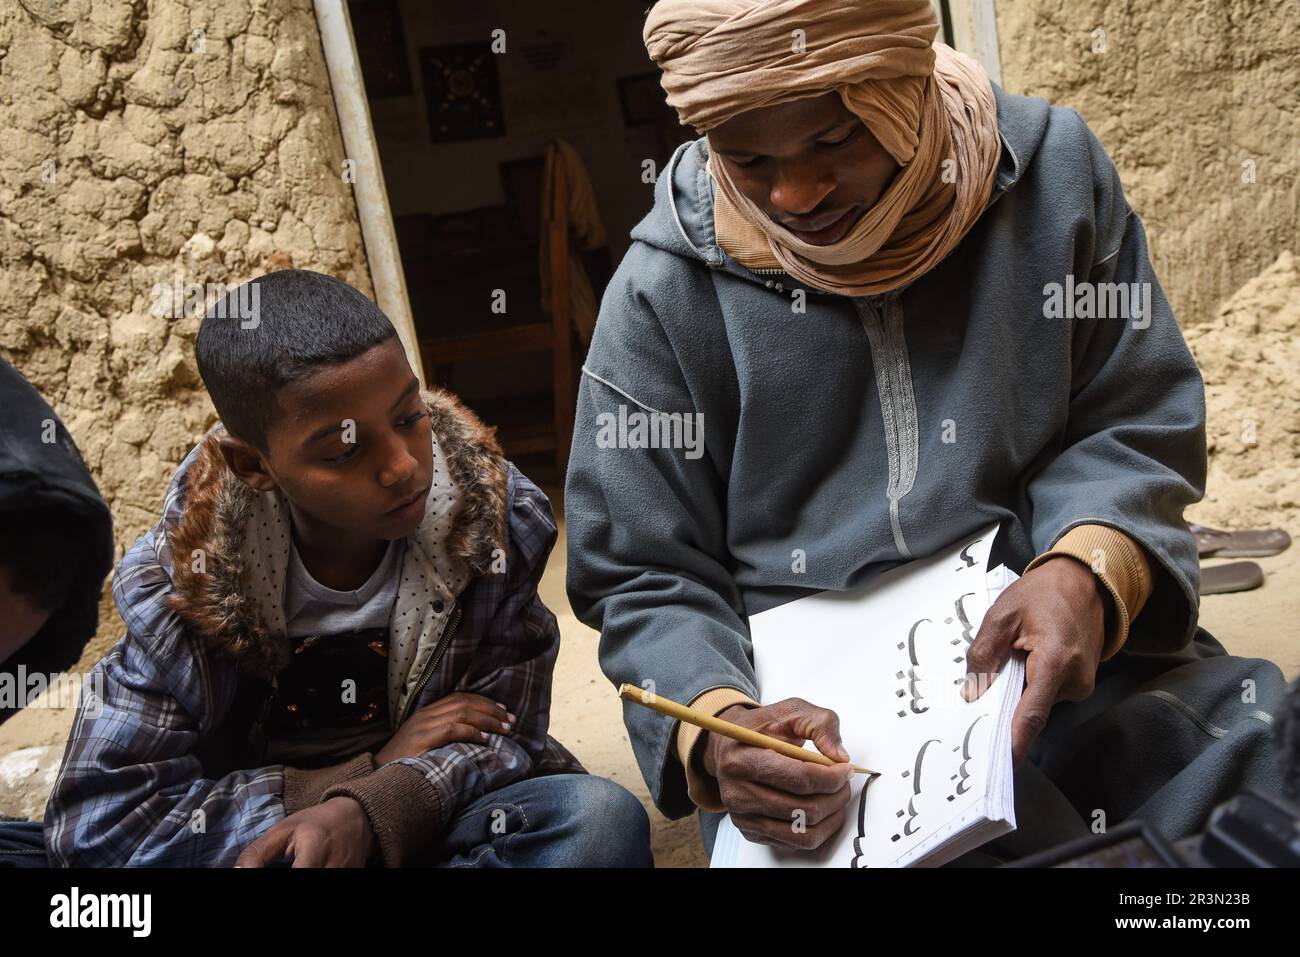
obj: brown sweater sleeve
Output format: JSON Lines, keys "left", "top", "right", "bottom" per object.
{"left": 320, "top": 763, "right": 443, "bottom": 867}
{"left": 281, "top": 752, "right": 376, "bottom": 816}
{"left": 1023, "top": 523, "right": 1154, "bottom": 660}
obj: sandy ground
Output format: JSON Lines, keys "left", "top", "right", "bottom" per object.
{"left": 538, "top": 496, "right": 711, "bottom": 867}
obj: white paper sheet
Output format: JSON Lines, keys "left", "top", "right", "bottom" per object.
{"left": 712, "top": 523, "right": 1024, "bottom": 868}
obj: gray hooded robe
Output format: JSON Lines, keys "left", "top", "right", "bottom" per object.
{"left": 564, "top": 83, "right": 1286, "bottom": 857}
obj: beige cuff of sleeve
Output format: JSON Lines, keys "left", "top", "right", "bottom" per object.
{"left": 1024, "top": 524, "right": 1153, "bottom": 660}
{"left": 671, "top": 687, "right": 760, "bottom": 813}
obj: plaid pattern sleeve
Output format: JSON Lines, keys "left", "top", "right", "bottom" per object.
{"left": 324, "top": 466, "right": 565, "bottom": 862}
{"left": 43, "top": 527, "right": 287, "bottom": 868}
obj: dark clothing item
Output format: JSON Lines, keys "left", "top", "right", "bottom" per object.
{"left": 0, "top": 819, "right": 47, "bottom": 868}
{"left": 263, "top": 628, "right": 393, "bottom": 768}
{"left": 1029, "top": 628, "right": 1284, "bottom": 838}
{"left": 0, "top": 357, "right": 113, "bottom": 723}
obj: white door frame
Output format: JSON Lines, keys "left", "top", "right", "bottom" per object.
{"left": 941, "top": 0, "right": 1004, "bottom": 88}
{"left": 313, "top": 0, "right": 425, "bottom": 383}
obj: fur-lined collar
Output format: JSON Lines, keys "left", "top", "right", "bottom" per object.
{"left": 165, "top": 388, "right": 508, "bottom": 679}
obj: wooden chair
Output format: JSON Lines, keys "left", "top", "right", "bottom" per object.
{"left": 541, "top": 139, "right": 576, "bottom": 476}
{"left": 415, "top": 140, "right": 578, "bottom": 476}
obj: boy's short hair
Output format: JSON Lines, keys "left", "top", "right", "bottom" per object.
{"left": 195, "top": 269, "right": 398, "bottom": 449}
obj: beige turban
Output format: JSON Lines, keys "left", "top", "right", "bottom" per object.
{"left": 643, "top": 0, "right": 1001, "bottom": 296}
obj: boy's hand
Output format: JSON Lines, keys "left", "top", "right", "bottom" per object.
{"left": 701, "top": 698, "right": 854, "bottom": 850}
{"left": 235, "top": 797, "right": 376, "bottom": 868}
{"left": 964, "top": 555, "right": 1107, "bottom": 765}
{"left": 376, "top": 692, "right": 515, "bottom": 764}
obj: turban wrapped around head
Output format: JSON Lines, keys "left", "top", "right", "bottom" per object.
{"left": 643, "top": 0, "right": 1001, "bottom": 296}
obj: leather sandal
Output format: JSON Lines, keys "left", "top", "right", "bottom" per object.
{"left": 1189, "top": 523, "right": 1291, "bottom": 559}
{"left": 1201, "top": 561, "right": 1265, "bottom": 595}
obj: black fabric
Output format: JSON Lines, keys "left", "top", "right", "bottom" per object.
{"left": 0, "top": 819, "right": 48, "bottom": 868}
{"left": 0, "top": 357, "right": 114, "bottom": 724}
{"left": 265, "top": 628, "right": 390, "bottom": 739}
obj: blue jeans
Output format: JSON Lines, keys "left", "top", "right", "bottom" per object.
{"left": 0, "top": 819, "right": 47, "bottom": 869}
{"left": 2, "top": 775, "right": 654, "bottom": 869}
{"left": 432, "top": 773, "right": 653, "bottom": 867}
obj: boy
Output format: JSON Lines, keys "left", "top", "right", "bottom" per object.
{"left": 0, "top": 356, "right": 114, "bottom": 868}
{"left": 45, "top": 269, "right": 651, "bottom": 867}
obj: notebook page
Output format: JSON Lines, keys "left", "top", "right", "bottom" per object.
{"left": 712, "top": 524, "right": 1021, "bottom": 868}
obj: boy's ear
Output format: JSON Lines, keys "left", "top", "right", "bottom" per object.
{"left": 217, "top": 434, "right": 279, "bottom": 493}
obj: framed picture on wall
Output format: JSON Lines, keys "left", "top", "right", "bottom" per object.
{"left": 348, "top": 0, "right": 412, "bottom": 98}
{"left": 418, "top": 42, "right": 507, "bottom": 142}
{"left": 617, "top": 71, "right": 665, "bottom": 126}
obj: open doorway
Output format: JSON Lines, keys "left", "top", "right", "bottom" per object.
{"left": 345, "top": 0, "right": 692, "bottom": 486}
{"left": 338, "top": 0, "right": 1001, "bottom": 485}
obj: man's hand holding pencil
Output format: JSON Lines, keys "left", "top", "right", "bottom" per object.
{"left": 618, "top": 685, "right": 865, "bottom": 850}
{"left": 701, "top": 699, "right": 856, "bottom": 850}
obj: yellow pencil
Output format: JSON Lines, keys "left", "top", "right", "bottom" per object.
{"left": 617, "top": 683, "right": 877, "bottom": 775}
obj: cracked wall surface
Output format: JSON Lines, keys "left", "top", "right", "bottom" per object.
{"left": 0, "top": 0, "right": 371, "bottom": 665}
{"left": 997, "top": 1, "right": 1299, "bottom": 330}
{"left": 1185, "top": 251, "right": 1300, "bottom": 529}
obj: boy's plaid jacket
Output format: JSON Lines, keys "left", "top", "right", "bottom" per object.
{"left": 45, "top": 389, "right": 582, "bottom": 867}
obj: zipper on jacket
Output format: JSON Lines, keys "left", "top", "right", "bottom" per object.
{"left": 397, "top": 604, "right": 463, "bottom": 726}
{"left": 250, "top": 674, "right": 276, "bottom": 761}
{"left": 747, "top": 266, "right": 803, "bottom": 297}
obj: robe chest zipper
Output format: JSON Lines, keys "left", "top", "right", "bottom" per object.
{"left": 398, "top": 604, "right": 463, "bottom": 725}
{"left": 747, "top": 266, "right": 796, "bottom": 295}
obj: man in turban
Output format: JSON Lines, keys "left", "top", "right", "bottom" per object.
{"left": 565, "top": 0, "right": 1287, "bottom": 862}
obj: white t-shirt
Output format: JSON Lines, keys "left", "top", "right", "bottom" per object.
{"left": 283, "top": 538, "right": 405, "bottom": 638}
